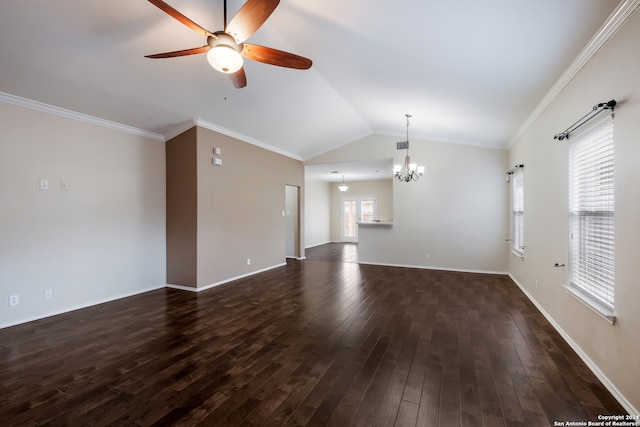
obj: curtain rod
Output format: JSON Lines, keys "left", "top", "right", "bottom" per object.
{"left": 506, "top": 164, "right": 524, "bottom": 175}
{"left": 505, "top": 164, "right": 523, "bottom": 182}
{"left": 553, "top": 100, "right": 616, "bottom": 141}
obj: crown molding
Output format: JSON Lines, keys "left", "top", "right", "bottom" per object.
{"left": 0, "top": 92, "right": 304, "bottom": 159}
{"left": 194, "top": 118, "right": 303, "bottom": 161}
{"left": 163, "top": 119, "right": 199, "bottom": 141}
{"left": 0, "top": 91, "right": 165, "bottom": 142}
{"left": 509, "top": 0, "right": 640, "bottom": 147}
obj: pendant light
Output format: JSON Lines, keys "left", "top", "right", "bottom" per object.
{"left": 338, "top": 175, "right": 349, "bottom": 192}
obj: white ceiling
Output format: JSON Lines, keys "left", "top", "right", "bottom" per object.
{"left": 305, "top": 158, "right": 393, "bottom": 183}
{"left": 0, "top": 0, "right": 621, "bottom": 178}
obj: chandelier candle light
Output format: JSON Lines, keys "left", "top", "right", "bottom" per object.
{"left": 393, "top": 114, "right": 425, "bottom": 182}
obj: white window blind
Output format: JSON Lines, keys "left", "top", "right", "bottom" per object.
{"left": 511, "top": 168, "right": 524, "bottom": 256}
{"left": 568, "top": 113, "right": 615, "bottom": 312}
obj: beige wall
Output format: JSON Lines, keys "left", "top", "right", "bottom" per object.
{"left": 329, "top": 179, "right": 393, "bottom": 242}
{"left": 307, "top": 135, "right": 509, "bottom": 273}
{"left": 196, "top": 126, "right": 304, "bottom": 286}
{"left": 166, "top": 126, "right": 305, "bottom": 289}
{"left": 0, "top": 101, "right": 166, "bottom": 328}
{"left": 508, "top": 9, "right": 640, "bottom": 413}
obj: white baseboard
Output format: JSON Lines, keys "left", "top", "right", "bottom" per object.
{"left": 166, "top": 263, "right": 287, "bottom": 293}
{"left": 358, "top": 260, "right": 508, "bottom": 276}
{"left": 0, "top": 284, "right": 165, "bottom": 330}
{"left": 508, "top": 273, "right": 638, "bottom": 416}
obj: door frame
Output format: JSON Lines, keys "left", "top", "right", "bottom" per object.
{"left": 285, "top": 185, "right": 300, "bottom": 259}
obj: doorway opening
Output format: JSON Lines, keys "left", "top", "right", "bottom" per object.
{"left": 285, "top": 185, "right": 301, "bottom": 259}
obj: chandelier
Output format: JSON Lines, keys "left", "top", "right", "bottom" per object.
{"left": 393, "top": 114, "right": 425, "bottom": 182}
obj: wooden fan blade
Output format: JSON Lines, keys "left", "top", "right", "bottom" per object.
{"left": 145, "top": 45, "right": 210, "bottom": 59}
{"left": 148, "top": 0, "right": 213, "bottom": 37}
{"left": 242, "top": 44, "right": 312, "bottom": 69}
{"left": 226, "top": 0, "right": 279, "bottom": 43}
{"left": 229, "top": 67, "right": 247, "bottom": 89}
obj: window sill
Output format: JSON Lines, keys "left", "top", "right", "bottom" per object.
{"left": 357, "top": 221, "right": 393, "bottom": 227}
{"left": 563, "top": 284, "right": 616, "bottom": 325}
{"left": 511, "top": 249, "right": 524, "bottom": 260}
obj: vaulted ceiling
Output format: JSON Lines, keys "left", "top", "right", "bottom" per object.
{"left": 0, "top": 0, "right": 621, "bottom": 164}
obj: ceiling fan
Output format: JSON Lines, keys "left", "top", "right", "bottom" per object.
{"left": 145, "top": 0, "right": 312, "bottom": 88}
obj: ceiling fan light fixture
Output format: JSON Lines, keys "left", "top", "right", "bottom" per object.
{"left": 145, "top": 0, "right": 312, "bottom": 88}
{"left": 207, "top": 45, "right": 243, "bottom": 73}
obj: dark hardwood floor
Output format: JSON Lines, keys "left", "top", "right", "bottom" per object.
{"left": 305, "top": 242, "right": 358, "bottom": 264}
{"left": 0, "top": 243, "right": 626, "bottom": 426}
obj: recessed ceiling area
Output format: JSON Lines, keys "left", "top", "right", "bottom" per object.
{"left": 0, "top": 0, "right": 622, "bottom": 162}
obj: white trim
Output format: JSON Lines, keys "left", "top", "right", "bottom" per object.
{"left": 508, "top": 274, "right": 638, "bottom": 416}
{"left": 358, "top": 261, "right": 508, "bottom": 276}
{"left": 0, "top": 284, "right": 165, "bottom": 330}
{"left": 0, "top": 91, "right": 165, "bottom": 141}
{"left": 510, "top": 248, "right": 525, "bottom": 260}
{"left": 166, "top": 263, "right": 287, "bottom": 293}
{"left": 563, "top": 284, "right": 616, "bottom": 325}
{"left": 164, "top": 118, "right": 199, "bottom": 141}
{"left": 509, "top": 0, "right": 640, "bottom": 147}
{"left": 0, "top": 92, "right": 312, "bottom": 159}
{"left": 195, "top": 118, "right": 303, "bottom": 161}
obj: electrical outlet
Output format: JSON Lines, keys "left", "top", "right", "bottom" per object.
{"left": 9, "top": 295, "right": 19, "bottom": 306}
{"left": 44, "top": 289, "right": 53, "bottom": 299}
{"left": 247, "top": 258, "right": 251, "bottom": 265}
{"left": 424, "top": 252, "right": 431, "bottom": 260}
{"left": 535, "top": 280, "right": 540, "bottom": 290}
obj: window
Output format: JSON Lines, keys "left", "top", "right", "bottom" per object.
{"left": 511, "top": 167, "right": 524, "bottom": 257}
{"left": 567, "top": 114, "right": 615, "bottom": 317}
